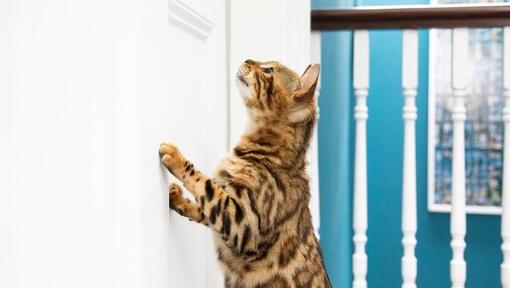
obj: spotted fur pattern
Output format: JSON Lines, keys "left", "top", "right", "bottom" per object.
{"left": 160, "top": 60, "right": 331, "bottom": 287}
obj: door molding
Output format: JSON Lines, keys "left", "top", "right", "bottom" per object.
{"left": 168, "top": 0, "right": 213, "bottom": 40}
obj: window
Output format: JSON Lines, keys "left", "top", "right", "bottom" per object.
{"left": 428, "top": 0, "right": 506, "bottom": 214}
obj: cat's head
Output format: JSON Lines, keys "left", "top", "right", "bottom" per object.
{"left": 236, "top": 60, "right": 320, "bottom": 123}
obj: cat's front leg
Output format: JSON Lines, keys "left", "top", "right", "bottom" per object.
{"left": 160, "top": 144, "right": 260, "bottom": 254}
{"left": 159, "top": 142, "right": 207, "bottom": 198}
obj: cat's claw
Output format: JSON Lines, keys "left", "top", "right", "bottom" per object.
{"left": 159, "top": 142, "right": 178, "bottom": 157}
{"left": 169, "top": 183, "right": 183, "bottom": 211}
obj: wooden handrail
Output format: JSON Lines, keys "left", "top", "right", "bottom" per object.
{"left": 312, "top": 3, "right": 510, "bottom": 30}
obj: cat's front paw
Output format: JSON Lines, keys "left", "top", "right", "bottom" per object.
{"left": 168, "top": 183, "right": 184, "bottom": 212}
{"left": 159, "top": 142, "right": 185, "bottom": 171}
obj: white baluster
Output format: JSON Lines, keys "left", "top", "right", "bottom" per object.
{"left": 501, "top": 26, "right": 510, "bottom": 288}
{"left": 401, "top": 29, "right": 418, "bottom": 288}
{"left": 353, "top": 29, "right": 369, "bottom": 288}
{"left": 450, "top": 28, "right": 468, "bottom": 288}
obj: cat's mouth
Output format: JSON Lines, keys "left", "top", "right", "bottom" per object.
{"left": 237, "top": 74, "right": 249, "bottom": 87}
{"left": 236, "top": 65, "right": 253, "bottom": 100}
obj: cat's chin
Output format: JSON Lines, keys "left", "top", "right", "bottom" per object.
{"left": 236, "top": 77, "right": 252, "bottom": 99}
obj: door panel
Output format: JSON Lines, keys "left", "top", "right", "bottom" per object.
{"left": 136, "top": 0, "right": 227, "bottom": 287}
{"left": 4, "top": 1, "right": 117, "bottom": 287}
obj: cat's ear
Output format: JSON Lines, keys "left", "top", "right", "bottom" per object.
{"left": 293, "top": 64, "right": 320, "bottom": 103}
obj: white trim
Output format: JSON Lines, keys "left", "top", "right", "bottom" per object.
{"left": 168, "top": 0, "right": 213, "bottom": 40}
{"left": 427, "top": 28, "right": 503, "bottom": 216}
{"left": 429, "top": 203, "right": 502, "bottom": 215}
{"left": 225, "top": 0, "right": 231, "bottom": 150}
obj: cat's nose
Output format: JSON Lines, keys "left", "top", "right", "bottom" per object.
{"left": 244, "top": 59, "right": 256, "bottom": 65}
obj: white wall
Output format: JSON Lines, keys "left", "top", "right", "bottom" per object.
{"left": 229, "top": 0, "right": 312, "bottom": 143}
{"left": 0, "top": 1, "right": 314, "bottom": 287}
{"left": 229, "top": 0, "right": 320, "bottom": 237}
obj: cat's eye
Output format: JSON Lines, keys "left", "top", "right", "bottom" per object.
{"left": 262, "top": 67, "right": 274, "bottom": 74}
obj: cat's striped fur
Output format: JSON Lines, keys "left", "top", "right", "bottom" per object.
{"left": 160, "top": 60, "right": 331, "bottom": 287}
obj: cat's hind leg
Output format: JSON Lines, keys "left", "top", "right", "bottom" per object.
{"left": 168, "top": 183, "right": 209, "bottom": 226}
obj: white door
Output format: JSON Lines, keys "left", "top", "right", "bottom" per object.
{"left": 0, "top": 0, "right": 227, "bottom": 287}
{"left": 136, "top": 0, "right": 227, "bottom": 287}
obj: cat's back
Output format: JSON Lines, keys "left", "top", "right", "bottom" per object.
{"left": 212, "top": 153, "right": 331, "bottom": 288}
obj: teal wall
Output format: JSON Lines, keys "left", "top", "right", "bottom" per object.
{"left": 313, "top": 0, "right": 503, "bottom": 287}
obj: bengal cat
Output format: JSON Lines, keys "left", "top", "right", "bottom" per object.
{"left": 159, "top": 59, "right": 331, "bottom": 288}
